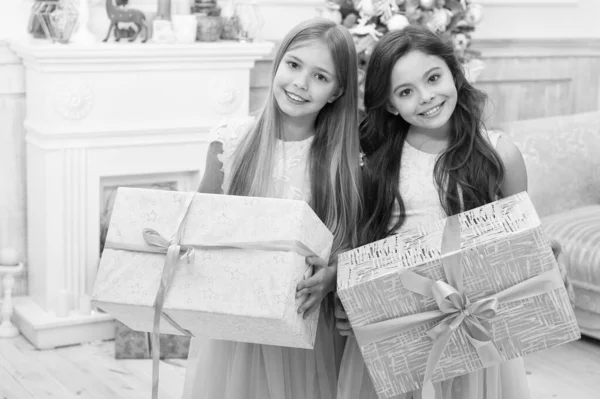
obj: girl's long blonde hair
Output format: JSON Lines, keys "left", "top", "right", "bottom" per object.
{"left": 227, "top": 18, "right": 362, "bottom": 255}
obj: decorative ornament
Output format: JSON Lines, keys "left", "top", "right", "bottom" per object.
{"left": 404, "top": 4, "right": 422, "bottom": 23}
{"left": 373, "top": 0, "right": 398, "bottom": 21}
{"left": 342, "top": 13, "right": 359, "bottom": 29}
{"left": 465, "top": 4, "right": 483, "bottom": 25}
{"left": 210, "top": 81, "right": 242, "bottom": 115}
{"left": 349, "top": 17, "right": 384, "bottom": 41}
{"left": 320, "top": 1, "right": 343, "bottom": 25}
{"left": 452, "top": 32, "right": 470, "bottom": 55}
{"left": 426, "top": 7, "right": 451, "bottom": 33}
{"left": 70, "top": 0, "right": 96, "bottom": 44}
{"left": 153, "top": 19, "right": 176, "bottom": 43}
{"left": 29, "top": 0, "right": 79, "bottom": 43}
{"left": 235, "top": 0, "right": 264, "bottom": 42}
{"left": 355, "top": 0, "right": 377, "bottom": 19}
{"left": 384, "top": 14, "right": 409, "bottom": 31}
{"left": 54, "top": 79, "right": 94, "bottom": 120}
{"left": 419, "top": 0, "right": 436, "bottom": 10}
{"left": 463, "top": 58, "right": 485, "bottom": 83}
{"left": 102, "top": 0, "right": 148, "bottom": 42}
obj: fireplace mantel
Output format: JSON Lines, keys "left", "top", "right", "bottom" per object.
{"left": 10, "top": 39, "right": 273, "bottom": 349}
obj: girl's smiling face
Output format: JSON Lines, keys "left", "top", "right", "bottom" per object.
{"left": 273, "top": 39, "right": 342, "bottom": 122}
{"left": 388, "top": 50, "right": 457, "bottom": 133}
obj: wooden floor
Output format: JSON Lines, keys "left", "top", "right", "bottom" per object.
{"left": 1, "top": 335, "right": 600, "bottom": 399}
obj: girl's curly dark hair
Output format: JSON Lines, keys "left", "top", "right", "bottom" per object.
{"left": 359, "top": 25, "right": 505, "bottom": 244}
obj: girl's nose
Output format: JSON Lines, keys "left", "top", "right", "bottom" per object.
{"left": 293, "top": 73, "right": 309, "bottom": 91}
{"left": 419, "top": 92, "right": 435, "bottom": 104}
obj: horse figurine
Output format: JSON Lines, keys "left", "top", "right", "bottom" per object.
{"left": 102, "top": 0, "right": 148, "bottom": 42}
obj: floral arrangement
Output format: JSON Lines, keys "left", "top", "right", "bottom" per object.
{"left": 320, "top": 0, "right": 485, "bottom": 107}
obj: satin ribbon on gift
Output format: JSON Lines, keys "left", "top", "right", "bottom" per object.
{"left": 104, "top": 193, "right": 321, "bottom": 399}
{"left": 353, "top": 214, "right": 565, "bottom": 399}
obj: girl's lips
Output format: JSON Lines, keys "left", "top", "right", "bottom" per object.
{"left": 285, "top": 90, "right": 309, "bottom": 103}
{"left": 419, "top": 101, "right": 445, "bottom": 117}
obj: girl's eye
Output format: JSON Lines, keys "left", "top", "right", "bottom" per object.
{"left": 399, "top": 89, "right": 412, "bottom": 97}
{"left": 315, "top": 74, "right": 328, "bottom": 82}
{"left": 428, "top": 74, "right": 440, "bottom": 83}
{"left": 287, "top": 61, "right": 299, "bottom": 69}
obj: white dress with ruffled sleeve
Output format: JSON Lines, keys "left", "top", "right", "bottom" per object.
{"left": 182, "top": 117, "right": 345, "bottom": 399}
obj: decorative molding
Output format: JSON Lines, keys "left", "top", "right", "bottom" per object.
{"left": 474, "top": 38, "right": 600, "bottom": 58}
{"left": 53, "top": 79, "right": 94, "bottom": 120}
{"left": 62, "top": 148, "right": 88, "bottom": 310}
{"left": 256, "top": 0, "right": 321, "bottom": 6}
{"left": 250, "top": 38, "right": 600, "bottom": 63}
{"left": 10, "top": 41, "right": 275, "bottom": 72}
{"left": 0, "top": 41, "right": 24, "bottom": 94}
{"left": 24, "top": 121, "right": 214, "bottom": 148}
{"left": 210, "top": 80, "right": 243, "bottom": 115}
{"left": 12, "top": 296, "right": 115, "bottom": 350}
{"left": 0, "top": 40, "right": 21, "bottom": 64}
{"left": 477, "top": 0, "right": 578, "bottom": 5}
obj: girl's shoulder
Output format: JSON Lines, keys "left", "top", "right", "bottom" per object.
{"left": 210, "top": 116, "right": 256, "bottom": 164}
{"left": 482, "top": 128, "right": 502, "bottom": 149}
{"left": 481, "top": 128, "right": 525, "bottom": 172}
{"left": 210, "top": 115, "right": 256, "bottom": 147}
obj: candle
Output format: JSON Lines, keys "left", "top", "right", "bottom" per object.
{"left": 0, "top": 248, "right": 19, "bottom": 266}
{"left": 56, "top": 289, "right": 69, "bottom": 318}
{"left": 79, "top": 295, "right": 92, "bottom": 315}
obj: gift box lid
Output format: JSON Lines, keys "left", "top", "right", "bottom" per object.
{"left": 104, "top": 187, "right": 334, "bottom": 261}
{"left": 338, "top": 192, "right": 542, "bottom": 291}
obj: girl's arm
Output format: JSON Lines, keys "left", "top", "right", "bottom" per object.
{"left": 495, "top": 136, "right": 528, "bottom": 196}
{"left": 495, "top": 136, "right": 574, "bottom": 304}
{"left": 296, "top": 254, "right": 338, "bottom": 319}
{"left": 198, "top": 141, "right": 225, "bottom": 194}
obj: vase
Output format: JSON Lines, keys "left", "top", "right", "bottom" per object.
{"left": 29, "top": 0, "right": 79, "bottom": 43}
{"left": 196, "top": 14, "right": 223, "bottom": 41}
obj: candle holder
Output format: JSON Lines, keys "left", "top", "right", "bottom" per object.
{"left": 0, "top": 262, "right": 24, "bottom": 338}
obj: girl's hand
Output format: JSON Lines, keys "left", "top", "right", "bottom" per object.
{"left": 550, "top": 239, "right": 576, "bottom": 307}
{"left": 334, "top": 294, "right": 353, "bottom": 337}
{"left": 296, "top": 255, "right": 337, "bottom": 319}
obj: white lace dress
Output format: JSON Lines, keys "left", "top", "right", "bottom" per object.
{"left": 337, "top": 131, "right": 531, "bottom": 399}
{"left": 182, "top": 118, "right": 345, "bottom": 399}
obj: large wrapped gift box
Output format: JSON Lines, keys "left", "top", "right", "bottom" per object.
{"left": 337, "top": 192, "right": 580, "bottom": 398}
{"left": 92, "top": 187, "right": 333, "bottom": 349}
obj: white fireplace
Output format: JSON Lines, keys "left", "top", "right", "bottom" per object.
{"left": 10, "top": 40, "right": 273, "bottom": 349}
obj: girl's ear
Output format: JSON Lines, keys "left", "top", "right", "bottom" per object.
{"left": 386, "top": 103, "right": 399, "bottom": 115}
{"left": 328, "top": 86, "right": 344, "bottom": 103}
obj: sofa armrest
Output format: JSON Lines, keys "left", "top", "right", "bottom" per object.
{"left": 498, "top": 111, "right": 600, "bottom": 218}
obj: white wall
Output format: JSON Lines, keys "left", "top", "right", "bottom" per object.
{"left": 474, "top": 0, "right": 600, "bottom": 40}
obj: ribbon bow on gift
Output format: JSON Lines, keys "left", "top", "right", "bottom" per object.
{"left": 353, "top": 214, "right": 565, "bottom": 399}
{"left": 425, "top": 279, "right": 502, "bottom": 382}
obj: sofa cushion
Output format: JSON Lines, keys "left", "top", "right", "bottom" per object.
{"left": 499, "top": 111, "right": 600, "bottom": 218}
{"left": 542, "top": 205, "right": 600, "bottom": 315}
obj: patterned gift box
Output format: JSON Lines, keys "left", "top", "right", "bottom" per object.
{"left": 92, "top": 187, "right": 333, "bottom": 350}
{"left": 114, "top": 321, "right": 191, "bottom": 359}
{"left": 337, "top": 192, "right": 580, "bottom": 399}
